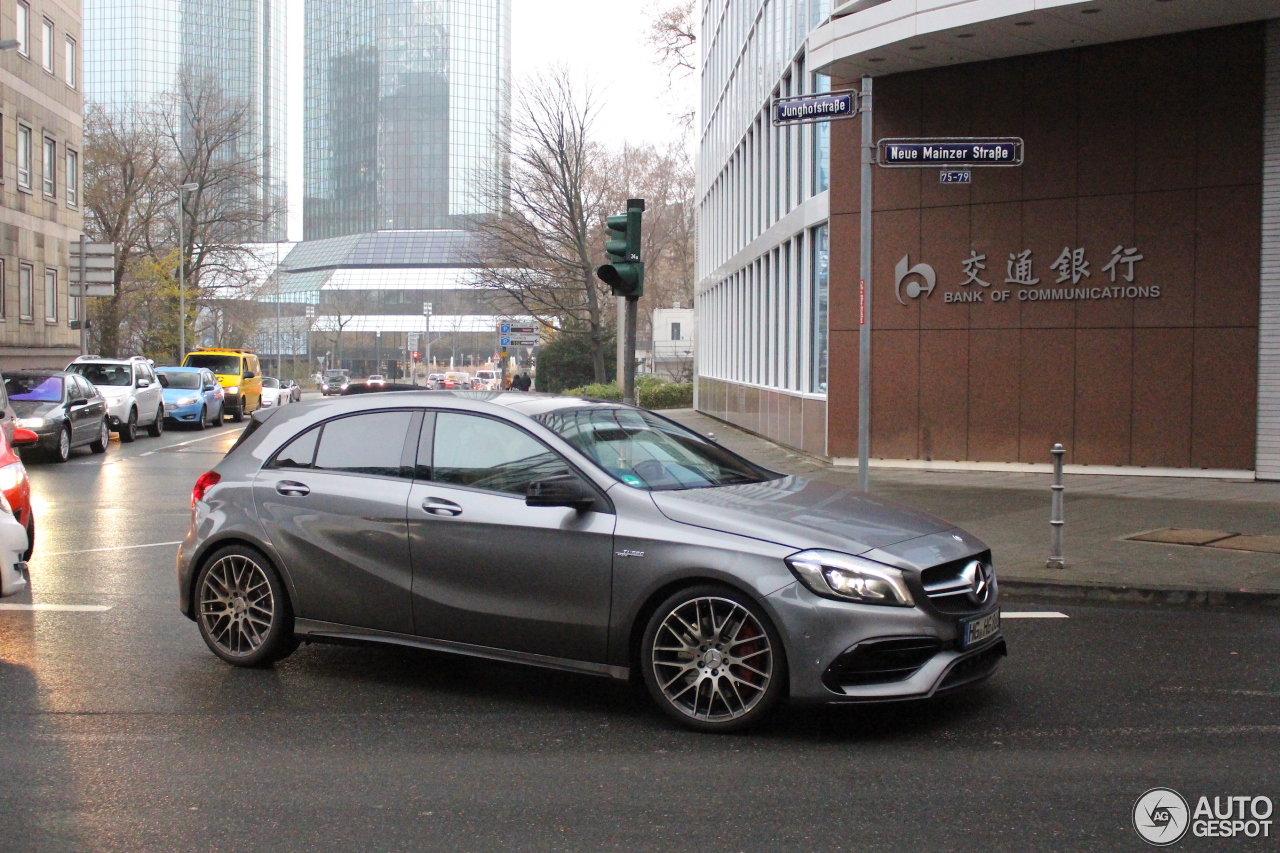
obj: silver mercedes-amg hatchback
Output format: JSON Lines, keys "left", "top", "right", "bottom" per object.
{"left": 178, "top": 392, "right": 1004, "bottom": 732}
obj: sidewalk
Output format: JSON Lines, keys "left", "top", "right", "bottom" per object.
{"left": 663, "top": 409, "right": 1280, "bottom": 607}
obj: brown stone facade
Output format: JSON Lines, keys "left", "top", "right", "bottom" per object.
{"left": 696, "top": 378, "right": 828, "bottom": 458}
{"left": 828, "top": 23, "right": 1263, "bottom": 471}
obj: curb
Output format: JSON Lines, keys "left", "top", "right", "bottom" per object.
{"left": 1000, "top": 578, "right": 1280, "bottom": 609}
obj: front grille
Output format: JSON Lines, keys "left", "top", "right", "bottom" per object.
{"left": 920, "top": 551, "right": 995, "bottom": 614}
{"left": 938, "top": 638, "right": 1007, "bottom": 691}
{"left": 823, "top": 636, "right": 943, "bottom": 691}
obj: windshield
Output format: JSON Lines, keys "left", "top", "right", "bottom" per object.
{"left": 159, "top": 372, "right": 202, "bottom": 390}
{"left": 325, "top": 370, "right": 347, "bottom": 379}
{"left": 262, "top": 378, "right": 280, "bottom": 388}
{"left": 533, "top": 407, "right": 776, "bottom": 491}
{"left": 185, "top": 354, "right": 242, "bottom": 375}
{"left": 70, "top": 363, "right": 133, "bottom": 386}
{"left": 6, "top": 375, "right": 63, "bottom": 402}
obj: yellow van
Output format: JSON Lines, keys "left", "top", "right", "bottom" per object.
{"left": 182, "top": 348, "right": 262, "bottom": 422}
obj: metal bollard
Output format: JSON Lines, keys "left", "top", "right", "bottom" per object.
{"left": 1047, "top": 443, "right": 1065, "bottom": 569}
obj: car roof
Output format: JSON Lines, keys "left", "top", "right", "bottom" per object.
{"left": 7, "top": 369, "right": 73, "bottom": 376}
{"left": 156, "top": 365, "right": 205, "bottom": 372}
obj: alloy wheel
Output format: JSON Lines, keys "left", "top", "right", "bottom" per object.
{"left": 55, "top": 427, "right": 71, "bottom": 462}
{"left": 198, "top": 553, "right": 276, "bottom": 658}
{"left": 651, "top": 596, "right": 774, "bottom": 723}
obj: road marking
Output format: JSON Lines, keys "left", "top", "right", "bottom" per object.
{"left": 39, "top": 541, "right": 182, "bottom": 558}
{"left": 139, "top": 429, "right": 243, "bottom": 457}
{"left": 1000, "top": 611, "right": 1069, "bottom": 618}
{"left": 0, "top": 603, "right": 112, "bottom": 612}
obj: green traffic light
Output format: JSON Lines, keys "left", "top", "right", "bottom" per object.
{"left": 597, "top": 202, "right": 645, "bottom": 298}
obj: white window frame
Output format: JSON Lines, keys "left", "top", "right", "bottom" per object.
{"left": 40, "top": 17, "right": 52, "bottom": 72}
{"left": 19, "top": 263, "right": 33, "bottom": 321}
{"left": 44, "top": 267, "right": 57, "bottom": 323}
{"left": 65, "top": 148, "right": 77, "bottom": 207}
{"left": 42, "top": 136, "right": 55, "bottom": 197}
{"left": 16, "top": 124, "right": 31, "bottom": 191}
{"left": 0, "top": 258, "right": 6, "bottom": 320}
{"left": 64, "top": 35, "right": 75, "bottom": 87}
{"left": 15, "top": 2, "right": 29, "bottom": 57}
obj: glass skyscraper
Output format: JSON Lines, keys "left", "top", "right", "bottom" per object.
{"left": 83, "top": 0, "right": 287, "bottom": 241}
{"left": 304, "top": 0, "right": 510, "bottom": 239}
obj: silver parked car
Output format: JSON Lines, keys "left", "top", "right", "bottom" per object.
{"left": 178, "top": 393, "right": 1004, "bottom": 732}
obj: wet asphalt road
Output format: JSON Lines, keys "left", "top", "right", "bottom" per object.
{"left": 1, "top": 409, "right": 1278, "bottom": 852}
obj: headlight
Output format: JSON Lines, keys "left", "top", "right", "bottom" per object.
{"left": 226, "top": 385, "right": 239, "bottom": 395}
{"left": 15, "top": 418, "right": 47, "bottom": 429}
{"left": 785, "top": 549, "right": 915, "bottom": 607}
{"left": 0, "top": 461, "right": 24, "bottom": 492}
{"left": 176, "top": 396, "right": 199, "bottom": 406}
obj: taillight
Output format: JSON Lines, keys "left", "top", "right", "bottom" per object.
{"left": 192, "top": 471, "right": 221, "bottom": 511}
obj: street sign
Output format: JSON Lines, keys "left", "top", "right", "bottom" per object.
{"left": 69, "top": 241, "right": 118, "bottom": 291}
{"left": 878, "top": 137, "right": 1023, "bottom": 168}
{"left": 500, "top": 335, "right": 511, "bottom": 347}
{"left": 499, "top": 323, "right": 512, "bottom": 334}
{"left": 507, "top": 333, "right": 539, "bottom": 346}
{"left": 939, "top": 170, "right": 972, "bottom": 184}
{"left": 772, "top": 90, "right": 858, "bottom": 125}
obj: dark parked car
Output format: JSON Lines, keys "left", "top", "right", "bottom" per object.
{"left": 6, "top": 371, "right": 110, "bottom": 462}
{"left": 178, "top": 393, "right": 1003, "bottom": 732}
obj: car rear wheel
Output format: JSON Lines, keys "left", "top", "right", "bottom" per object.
{"left": 212, "top": 403, "right": 224, "bottom": 427}
{"left": 89, "top": 419, "right": 109, "bottom": 454}
{"left": 194, "top": 405, "right": 207, "bottom": 431}
{"left": 147, "top": 406, "right": 165, "bottom": 437}
{"left": 119, "top": 408, "right": 138, "bottom": 443}
{"left": 641, "top": 585, "right": 787, "bottom": 733}
{"left": 195, "top": 545, "right": 298, "bottom": 667}
{"left": 22, "top": 511, "right": 34, "bottom": 562}
{"left": 50, "top": 425, "right": 72, "bottom": 463}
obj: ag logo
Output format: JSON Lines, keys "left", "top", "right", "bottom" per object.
{"left": 1133, "top": 787, "right": 1190, "bottom": 846}
{"left": 895, "top": 254, "right": 936, "bottom": 304}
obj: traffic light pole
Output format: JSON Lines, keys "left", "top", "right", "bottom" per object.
{"left": 858, "top": 75, "right": 873, "bottom": 493}
{"left": 622, "top": 296, "right": 638, "bottom": 405}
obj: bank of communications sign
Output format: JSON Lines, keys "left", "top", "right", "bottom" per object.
{"left": 894, "top": 244, "right": 1153, "bottom": 307}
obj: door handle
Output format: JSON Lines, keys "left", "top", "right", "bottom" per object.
{"left": 422, "top": 497, "right": 463, "bottom": 517}
{"left": 276, "top": 480, "right": 310, "bottom": 497}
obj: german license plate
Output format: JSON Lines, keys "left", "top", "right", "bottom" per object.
{"left": 962, "top": 611, "right": 1000, "bottom": 648}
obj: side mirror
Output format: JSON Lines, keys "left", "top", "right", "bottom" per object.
{"left": 12, "top": 428, "right": 38, "bottom": 447}
{"left": 69, "top": 398, "right": 89, "bottom": 408}
{"left": 136, "top": 378, "right": 151, "bottom": 388}
{"left": 526, "top": 476, "right": 596, "bottom": 511}
{"left": 244, "top": 371, "right": 256, "bottom": 379}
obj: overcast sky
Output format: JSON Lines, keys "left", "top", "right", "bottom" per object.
{"left": 285, "top": 0, "right": 696, "bottom": 241}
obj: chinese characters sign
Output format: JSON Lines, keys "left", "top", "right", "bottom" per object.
{"left": 894, "top": 246, "right": 1154, "bottom": 306}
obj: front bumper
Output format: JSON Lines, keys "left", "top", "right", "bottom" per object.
{"left": 0, "top": 515, "right": 29, "bottom": 597}
{"left": 167, "top": 402, "right": 204, "bottom": 422}
{"left": 767, "top": 581, "right": 1005, "bottom": 704}
{"left": 102, "top": 398, "right": 132, "bottom": 427}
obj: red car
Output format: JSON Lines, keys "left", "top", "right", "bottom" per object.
{"left": 0, "top": 426, "right": 39, "bottom": 560}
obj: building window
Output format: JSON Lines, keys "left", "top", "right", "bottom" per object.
{"left": 15, "top": 2, "right": 29, "bottom": 56}
{"left": 0, "top": 259, "right": 5, "bottom": 319}
{"left": 44, "top": 268, "right": 56, "bottom": 322}
{"left": 812, "top": 74, "right": 831, "bottom": 195}
{"left": 40, "top": 18, "right": 52, "bottom": 71}
{"left": 16, "top": 125, "right": 31, "bottom": 190}
{"left": 19, "top": 264, "right": 33, "bottom": 320}
{"left": 671, "top": 322, "right": 681, "bottom": 341}
{"left": 66, "top": 149, "right": 78, "bottom": 206}
{"left": 42, "top": 137, "right": 55, "bottom": 197}
{"left": 811, "top": 223, "right": 829, "bottom": 394}
{"left": 64, "top": 36, "right": 75, "bottom": 87}
{"left": 68, "top": 274, "right": 78, "bottom": 325}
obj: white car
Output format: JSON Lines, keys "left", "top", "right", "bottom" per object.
{"left": 259, "top": 377, "right": 287, "bottom": 408}
{"left": 66, "top": 355, "right": 166, "bottom": 442}
{"left": 0, "top": 492, "right": 30, "bottom": 597}
{"left": 474, "top": 369, "right": 499, "bottom": 390}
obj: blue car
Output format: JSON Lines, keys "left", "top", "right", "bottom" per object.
{"left": 156, "top": 367, "right": 225, "bottom": 430}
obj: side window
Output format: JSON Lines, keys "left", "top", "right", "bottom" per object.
{"left": 270, "top": 426, "right": 320, "bottom": 470}
{"left": 313, "top": 411, "right": 413, "bottom": 477}
{"left": 431, "top": 412, "right": 571, "bottom": 496}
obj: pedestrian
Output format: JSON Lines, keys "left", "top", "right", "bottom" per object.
{"left": 520, "top": 372, "right": 533, "bottom": 392}
{"left": 503, "top": 374, "right": 513, "bottom": 390}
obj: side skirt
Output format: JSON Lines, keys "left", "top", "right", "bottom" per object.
{"left": 293, "top": 618, "right": 631, "bottom": 681}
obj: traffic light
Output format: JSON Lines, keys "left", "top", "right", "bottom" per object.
{"left": 412, "top": 351, "right": 420, "bottom": 362}
{"left": 596, "top": 198, "right": 645, "bottom": 298}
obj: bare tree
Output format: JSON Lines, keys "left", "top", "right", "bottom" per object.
{"left": 473, "top": 69, "right": 615, "bottom": 383}
{"left": 645, "top": 0, "right": 697, "bottom": 129}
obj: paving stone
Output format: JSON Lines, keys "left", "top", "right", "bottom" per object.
{"left": 1126, "top": 528, "right": 1237, "bottom": 545}
{"left": 1207, "top": 535, "right": 1280, "bottom": 554}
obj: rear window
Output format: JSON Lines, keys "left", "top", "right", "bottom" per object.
{"left": 186, "top": 354, "right": 242, "bottom": 375}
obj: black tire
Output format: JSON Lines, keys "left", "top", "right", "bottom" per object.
{"left": 50, "top": 425, "right": 72, "bottom": 463}
{"left": 147, "top": 406, "right": 165, "bottom": 437}
{"left": 194, "top": 405, "right": 207, "bottom": 431}
{"left": 119, "top": 408, "right": 138, "bottom": 443}
{"left": 22, "top": 511, "right": 34, "bottom": 562}
{"left": 640, "top": 584, "right": 787, "bottom": 733}
{"left": 89, "top": 419, "right": 109, "bottom": 454}
{"left": 231, "top": 401, "right": 244, "bottom": 423}
{"left": 194, "top": 544, "right": 299, "bottom": 667}
{"left": 212, "top": 403, "right": 224, "bottom": 427}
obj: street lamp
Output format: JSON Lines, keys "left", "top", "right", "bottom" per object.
{"left": 177, "top": 182, "right": 199, "bottom": 358}
{"left": 423, "top": 302, "right": 433, "bottom": 386}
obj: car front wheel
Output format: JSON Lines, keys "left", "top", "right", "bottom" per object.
{"left": 195, "top": 545, "right": 298, "bottom": 667}
{"left": 119, "top": 408, "right": 138, "bottom": 442}
{"left": 641, "top": 585, "right": 787, "bottom": 733}
{"left": 147, "top": 406, "right": 165, "bottom": 437}
{"left": 194, "top": 405, "right": 207, "bottom": 431}
{"left": 51, "top": 425, "right": 71, "bottom": 463}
